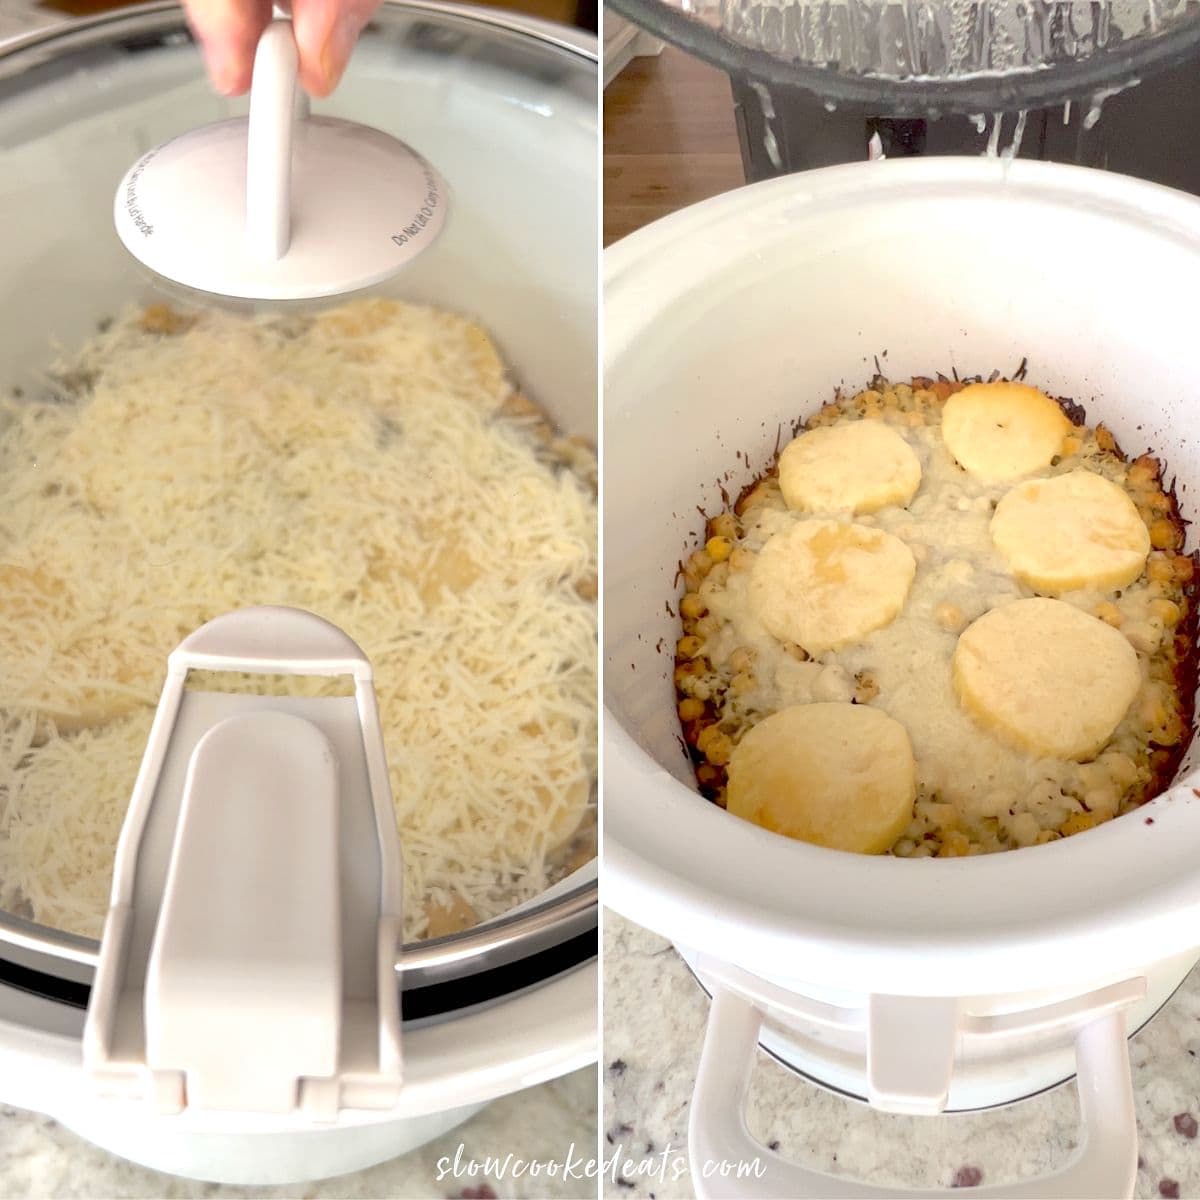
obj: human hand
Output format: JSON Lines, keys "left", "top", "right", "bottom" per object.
{"left": 182, "top": 0, "right": 382, "bottom": 98}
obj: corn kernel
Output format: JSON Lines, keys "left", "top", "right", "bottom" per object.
{"left": 1150, "top": 598, "right": 1182, "bottom": 627}
{"left": 689, "top": 549, "right": 715, "bottom": 577}
{"left": 1094, "top": 601, "right": 1122, "bottom": 628}
{"left": 730, "top": 672, "right": 755, "bottom": 695}
{"left": 1060, "top": 811, "right": 1097, "bottom": 836}
{"left": 698, "top": 727, "right": 732, "bottom": 765}
{"left": 1149, "top": 518, "right": 1180, "bottom": 551}
{"left": 1173, "top": 554, "right": 1195, "bottom": 583}
{"left": 1128, "top": 455, "right": 1159, "bottom": 485}
{"left": 729, "top": 646, "right": 755, "bottom": 674}
{"left": 736, "top": 483, "right": 769, "bottom": 515}
{"left": 1147, "top": 555, "right": 1174, "bottom": 584}
{"left": 680, "top": 592, "right": 706, "bottom": 620}
{"left": 729, "top": 547, "right": 755, "bottom": 573}
{"left": 707, "top": 734, "right": 733, "bottom": 765}
{"left": 677, "top": 635, "right": 703, "bottom": 659}
{"left": 705, "top": 536, "right": 733, "bottom": 563}
{"left": 1061, "top": 434, "right": 1082, "bottom": 457}
{"left": 710, "top": 512, "right": 738, "bottom": 540}
{"left": 937, "top": 831, "right": 970, "bottom": 857}
{"left": 1096, "top": 424, "right": 1116, "bottom": 452}
{"left": 677, "top": 697, "right": 704, "bottom": 721}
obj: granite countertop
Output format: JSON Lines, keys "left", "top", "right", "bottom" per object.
{"left": 603, "top": 911, "right": 1200, "bottom": 1199}
{"left": 0, "top": 1066, "right": 596, "bottom": 1200}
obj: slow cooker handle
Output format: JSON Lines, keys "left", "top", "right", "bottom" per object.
{"left": 688, "top": 985, "right": 1137, "bottom": 1199}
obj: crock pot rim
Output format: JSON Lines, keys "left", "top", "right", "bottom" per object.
{"left": 604, "top": 155, "right": 1200, "bottom": 301}
{"left": 605, "top": 750, "right": 1200, "bottom": 995}
{"left": 0, "top": 0, "right": 598, "bottom": 996}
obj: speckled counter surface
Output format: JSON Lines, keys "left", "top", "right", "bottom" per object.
{"left": 603, "top": 911, "right": 1200, "bottom": 1199}
{"left": 0, "top": 1066, "right": 596, "bottom": 1200}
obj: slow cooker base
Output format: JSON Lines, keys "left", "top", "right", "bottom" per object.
{"left": 56, "top": 1102, "right": 486, "bottom": 1186}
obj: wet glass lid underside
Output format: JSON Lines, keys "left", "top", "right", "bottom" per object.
{"left": 609, "top": 0, "right": 1200, "bottom": 112}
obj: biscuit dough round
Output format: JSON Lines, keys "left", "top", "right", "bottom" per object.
{"left": 778, "top": 420, "right": 922, "bottom": 515}
{"left": 990, "top": 469, "right": 1151, "bottom": 594}
{"left": 726, "top": 702, "right": 916, "bottom": 853}
{"left": 953, "top": 598, "right": 1141, "bottom": 760}
{"left": 748, "top": 520, "right": 916, "bottom": 653}
{"left": 942, "top": 382, "right": 1071, "bottom": 483}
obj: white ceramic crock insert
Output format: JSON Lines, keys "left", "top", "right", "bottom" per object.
{"left": 604, "top": 157, "right": 1200, "bottom": 1199}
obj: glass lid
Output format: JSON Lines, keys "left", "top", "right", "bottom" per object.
{"left": 0, "top": 1, "right": 597, "bottom": 1008}
{"left": 607, "top": 0, "right": 1200, "bottom": 113}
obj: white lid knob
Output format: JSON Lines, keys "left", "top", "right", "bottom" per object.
{"left": 113, "top": 19, "right": 449, "bottom": 300}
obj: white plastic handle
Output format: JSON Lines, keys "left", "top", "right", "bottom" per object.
{"left": 688, "top": 986, "right": 1137, "bottom": 1200}
{"left": 245, "top": 19, "right": 298, "bottom": 260}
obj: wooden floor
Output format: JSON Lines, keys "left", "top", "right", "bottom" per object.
{"left": 603, "top": 45, "right": 745, "bottom": 245}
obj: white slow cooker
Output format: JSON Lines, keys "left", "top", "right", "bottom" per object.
{"left": 0, "top": 2, "right": 596, "bottom": 1185}
{"left": 604, "top": 158, "right": 1200, "bottom": 1199}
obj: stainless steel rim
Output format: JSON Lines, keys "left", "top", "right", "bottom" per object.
{"left": 0, "top": 0, "right": 597, "bottom": 993}
{"left": 0, "top": 872, "right": 596, "bottom": 983}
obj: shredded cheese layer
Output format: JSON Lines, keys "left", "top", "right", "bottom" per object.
{"left": 0, "top": 298, "right": 597, "bottom": 939}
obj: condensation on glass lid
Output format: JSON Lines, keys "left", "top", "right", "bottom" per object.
{"left": 657, "top": 0, "right": 1192, "bottom": 80}
{"left": 0, "top": 297, "right": 597, "bottom": 944}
